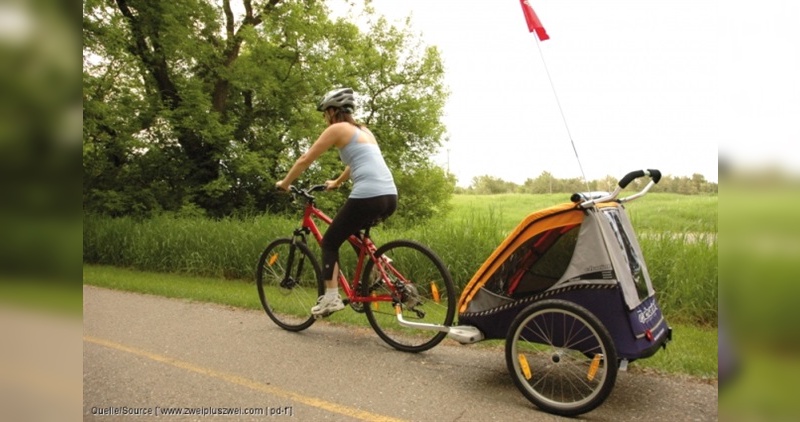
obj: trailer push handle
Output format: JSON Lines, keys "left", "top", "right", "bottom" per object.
{"left": 577, "top": 169, "right": 662, "bottom": 208}
{"left": 619, "top": 169, "right": 662, "bottom": 189}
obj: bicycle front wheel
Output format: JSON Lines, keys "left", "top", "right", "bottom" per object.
{"left": 505, "top": 299, "right": 618, "bottom": 416}
{"left": 362, "top": 240, "right": 456, "bottom": 353}
{"left": 256, "top": 238, "right": 323, "bottom": 331}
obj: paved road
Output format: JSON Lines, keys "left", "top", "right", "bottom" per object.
{"left": 83, "top": 285, "right": 717, "bottom": 421}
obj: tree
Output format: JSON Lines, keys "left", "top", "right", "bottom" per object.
{"left": 470, "top": 175, "right": 515, "bottom": 194}
{"left": 393, "top": 165, "right": 456, "bottom": 223}
{"left": 598, "top": 175, "right": 618, "bottom": 193}
{"left": 472, "top": 172, "right": 716, "bottom": 195}
{"left": 83, "top": 0, "right": 450, "bottom": 218}
{"left": 522, "top": 171, "right": 556, "bottom": 194}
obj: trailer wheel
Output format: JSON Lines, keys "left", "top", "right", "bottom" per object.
{"left": 505, "top": 299, "right": 618, "bottom": 416}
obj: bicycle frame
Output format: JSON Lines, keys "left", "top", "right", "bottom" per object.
{"left": 294, "top": 197, "right": 395, "bottom": 305}
{"left": 282, "top": 185, "right": 480, "bottom": 345}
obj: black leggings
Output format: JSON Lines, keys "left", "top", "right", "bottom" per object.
{"left": 321, "top": 195, "right": 397, "bottom": 280}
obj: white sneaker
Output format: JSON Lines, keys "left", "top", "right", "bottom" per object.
{"left": 311, "top": 295, "right": 345, "bottom": 316}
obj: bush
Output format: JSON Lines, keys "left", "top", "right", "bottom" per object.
{"left": 84, "top": 207, "right": 717, "bottom": 326}
{"left": 83, "top": 214, "right": 295, "bottom": 280}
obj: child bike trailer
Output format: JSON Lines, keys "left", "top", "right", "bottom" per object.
{"left": 456, "top": 170, "right": 672, "bottom": 416}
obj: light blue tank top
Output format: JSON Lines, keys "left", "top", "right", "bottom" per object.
{"left": 338, "top": 128, "right": 397, "bottom": 198}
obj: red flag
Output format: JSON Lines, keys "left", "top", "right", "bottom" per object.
{"left": 519, "top": 0, "right": 550, "bottom": 41}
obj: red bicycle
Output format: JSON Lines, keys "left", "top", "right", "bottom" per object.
{"left": 256, "top": 184, "right": 456, "bottom": 352}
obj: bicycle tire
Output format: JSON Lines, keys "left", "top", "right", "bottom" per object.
{"left": 256, "top": 238, "right": 324, "bottom": 331}
{"left": 505, "top": 299, "right": 618, "bottom": 416}
{"left": 362, "top": 240, "right": 456, "bottom": 353}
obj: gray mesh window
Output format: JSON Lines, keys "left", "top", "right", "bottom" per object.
{"left": 602, "top": 209, "right": 649, "bottom": 301}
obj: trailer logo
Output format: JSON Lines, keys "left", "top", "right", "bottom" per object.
{"left": 637, "top": 301, "right": 658, "bottom": 324}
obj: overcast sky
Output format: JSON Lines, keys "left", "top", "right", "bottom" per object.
{"left": 329, "top": 0, "right": 799, "bottom": 186}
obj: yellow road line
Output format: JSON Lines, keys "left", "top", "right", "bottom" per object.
{"left": 84, "top": 335, "right": 408, "bottom": 422}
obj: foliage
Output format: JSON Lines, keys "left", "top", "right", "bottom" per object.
{"left": 450, "top": 192, "right": 717, "bottom": 235}
{"left": 392, "top": 164, "right": 456, "bottom": 224}
{"left": 468, "top": 175, "right": 519, "bottom": 195}
{"left": 456, "top": 171, "right": 719, "bottom": 195}
{"left": 83, "top": 0, "right": 450, "bottom": 219}
{"left": 83, "top": 193, "right": 717, "bottom": 325}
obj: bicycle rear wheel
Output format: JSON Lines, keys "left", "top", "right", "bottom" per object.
{"left": 256, "top": 238, "right": 323, "bottom": 331}
{"left": 505, "top": 299, "right": 618, "bottom": 416}
{"left": 362, "top": 240, "right": 455, "bottom": 353}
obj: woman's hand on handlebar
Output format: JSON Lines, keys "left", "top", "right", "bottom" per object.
{"left": 275, "top": 180, "right": 291, "bottom": 192}
{"left": 324, "top": 180, "right": 340, "bottom": 191}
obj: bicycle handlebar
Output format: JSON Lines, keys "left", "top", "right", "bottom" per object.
{"left": 287, "top": 184, "right": 327, "bottom": 202}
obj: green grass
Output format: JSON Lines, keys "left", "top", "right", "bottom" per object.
{"left": 449, "top": 193, "right": 568, "bottom": 231}
{"left": 632, "top": 323, "right": 717, "bottom": 378}
{"left": 84, "top": 264, "right": 261, "bottom": 310}
{"left": 442, "top": 324, "right": 718, "bottom": 380}
{"left": 83, "top": 192, "right": 718, "bottom": 325}
{"left": 718, "top": 347, "right": 800, "bottom": 420}
{"left": 83, "top": 264, "right": 717, "bottom": 380}
{"left": 0, "top": 278, "right": 82, "bottom": 315}
{"left": 450, "top": 192, "right": 717, "bottom": 234}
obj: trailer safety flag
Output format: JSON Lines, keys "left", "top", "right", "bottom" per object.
{"left": 519, "top": 0, "right": 550, "bottom": 41}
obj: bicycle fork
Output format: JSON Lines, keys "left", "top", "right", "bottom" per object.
{"left": 282, "top": 235, "right": 307, "bottom": 290}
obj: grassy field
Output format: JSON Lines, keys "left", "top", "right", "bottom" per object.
{"left": 83, "top": 264, "right": 717, "bottom": 380}
{"left": 83, "top": 192, "right": 717, "bottom": 325}
{"left": 396, "top": 193, "right": 717, "bottom": 325}
{"left": 450, "top": 192, "right": 717, "bottom": 234}
{"left": 83, "top": 192, "right": 717, "bottom": 379}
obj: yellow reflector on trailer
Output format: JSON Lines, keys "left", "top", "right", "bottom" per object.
{"left": 518, "top": 354, "right": 532, "bottom": 380}
{"left": 587, "top": 354, "right": 602, "bottom": 381}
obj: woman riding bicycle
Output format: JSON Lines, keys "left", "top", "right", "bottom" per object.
{"left": 275, "top": 88, "right": 398, "bottom": 316}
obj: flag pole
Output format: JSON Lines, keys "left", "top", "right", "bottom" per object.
{"left": 519, "top": 0, "right": 590, "bottom": 191}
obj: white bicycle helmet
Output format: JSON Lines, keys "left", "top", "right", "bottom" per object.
{"left": 316, "top": 87, "right": 355, "bottom": 113}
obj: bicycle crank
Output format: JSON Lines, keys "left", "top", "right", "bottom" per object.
{"left": 344, "top": 297, "right": 366, "bottom": 313}
{"left": 313, "top": 311, "right": 335, "bottom": 319}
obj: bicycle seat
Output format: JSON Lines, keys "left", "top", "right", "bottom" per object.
{"left": 364, "top": 218, "right": 384, "bottom": 229}
{"left": 359, "top": 217, "right": 388, "bottom": 237}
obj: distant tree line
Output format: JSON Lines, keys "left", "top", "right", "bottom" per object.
{"left": 457, "top": 171, "right": 718, "bottom": 195}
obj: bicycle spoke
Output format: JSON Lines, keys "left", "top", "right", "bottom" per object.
{"left": 362, "top": 240, "right": 455, "bottom": 353}
{"left": 506, "top": 300, "right": 618, "bottom": 417}
{"left": 257, "top": 239, "right": 323, "bottom": 332}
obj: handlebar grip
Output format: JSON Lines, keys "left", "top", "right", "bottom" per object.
{"left": 649, "top": 169, "right": 662, "bottom": 184}
{"left": 618, "top": 169, "right": 661, "bottom": 189}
